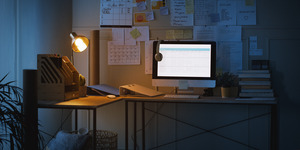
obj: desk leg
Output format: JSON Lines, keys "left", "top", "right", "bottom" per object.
{"left": 134, "top": 102, "right": 137, "bottom": 150}
{"left": 125, "top": 101, "right": 128, "bottom": 150}
{"left": 93, "top": 109, "right": 97, "bottom": 150}
{"left": 142, "top": 102, "right": 145, "bottom": 150}
{"left": 75, "top": 109, "right": 78, "bottom": 131}
{"left": 271, "top": 104, "right": 277, "bottom": 150}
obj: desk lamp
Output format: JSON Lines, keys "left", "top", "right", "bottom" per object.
{"left": 70, "top": 32, "right": 89, "bottom": 53}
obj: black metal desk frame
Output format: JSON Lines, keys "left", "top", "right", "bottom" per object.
{"left": 125, "top": 97, "right": 277, "bottom": 150}
{"left": 38, "top": 96, "right": 122, "bottom": 150}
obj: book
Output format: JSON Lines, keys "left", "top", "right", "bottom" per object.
{"left": 235, "top": 97, "right": 275, "bottom": 101}
{"left": 240, "top": 85, "right": 271, "bottom": 89}
{"left": 241, "top": 89, "right": 273, "bottom": 93}
{"left": 239, "top": 81, "right": 271, "bottom": 86}
{"left": 239, "top": 92, "right": 274, "bottom": 98}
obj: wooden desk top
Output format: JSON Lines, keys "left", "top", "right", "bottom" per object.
{"left": 38, "top": 95, "right": 277, "bottom": 110}
{"left": 38, "top": 96, "right": 123, "bottom": 109}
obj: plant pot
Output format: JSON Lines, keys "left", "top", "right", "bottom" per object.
{"left": 221, "top": 87, "right": 231, "bottom": 98}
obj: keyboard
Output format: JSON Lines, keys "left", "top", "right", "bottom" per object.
{"left": 163, "top": 94, "right": 200, "bottom": 99}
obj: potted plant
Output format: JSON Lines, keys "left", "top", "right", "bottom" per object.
{"left": 0, "top": 74, "right": 43, "bottom": 149}
{"left": 215, "top": 72, "right": 238, "bottom": 98}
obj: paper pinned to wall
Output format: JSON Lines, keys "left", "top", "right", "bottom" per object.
{"left": 145, "top": 40, "right": 154, "bottom": 74}
{"left": 217, "top": 0, "right": 236, "bottom": 25}
{"left": 237, "top": 0, "right": 256, "bottom": 25}
{"left": 112, "top": 28, "right": 125, "bottom": 45}
{"left": 108, "top": 41, "right": 140, "bottom": 65}
{"left": 100, "top": 0, "right": 133, "bottom": 27}
{"left": 194, "top": 0, "right": 217, "bottom": 25}
{"left": 125, "top": 26, "right": 149, "bottom": 45}
{"left": 217, "top": 42, "right": 243, "bottom": 73}
{"left": 193, "top": 26, "right": 241, "bottom": 41}
{"left": 170, "top": 0, "right": 194, "bottom": 26}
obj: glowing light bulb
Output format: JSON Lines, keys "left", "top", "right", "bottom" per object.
{"left": 75, "top": 38, "right": 87, "bottom": 52}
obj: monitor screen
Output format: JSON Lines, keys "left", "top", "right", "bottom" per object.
{"left": 152, "top": 41, "right": 216, "bottom": 88}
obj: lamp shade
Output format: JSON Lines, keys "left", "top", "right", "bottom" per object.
{"left": 70, "top": 32, "right": 89, "bottom": 52}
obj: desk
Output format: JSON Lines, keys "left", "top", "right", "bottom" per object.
{"left": 124, "top": 96, "right": 277, "bottom": 150}
{"left": 38, "top": 96, "right": 122, "bottom": 150}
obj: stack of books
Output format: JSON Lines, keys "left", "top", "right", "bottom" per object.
{"left": 238, "top": 70, "right": 275, "bottom": 100}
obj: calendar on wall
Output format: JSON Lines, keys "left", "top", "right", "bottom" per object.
{"left": 100, "top": 0, "right": 133, "bottom": 27}
{"left": 108, "top": 41, "right": 140, "bottom": 65}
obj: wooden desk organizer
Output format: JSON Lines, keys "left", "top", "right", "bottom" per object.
{"left": 37, "top": 54, "right": 79, "bottom": 101}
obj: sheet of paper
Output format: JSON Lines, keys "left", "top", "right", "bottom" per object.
{"left": 183, "top": 30, "right": 193, "bottom": 39}
{"left": 151, "top": 0, "right": 164, "bottom": 9}
{"left": 125, "top": 26, "right": 149, "bottom": 45}
{"left": 193, "top": 26, "right": 241, "bottom": 41}
{"left": 185, "top": 0, "right": 194, "bottom": 14}
{"left": 217, "top": 26, "right": 241, "bottom": 41}
{"left": 145, "top": 11, "right": 155, "bottom": 21}
{"left": 145, "top": 40, "right": 154, "bottom": 74}
{"left": 130, "top": 28, "right": 141, "bottom": 39}
{"left": 108, "top": 41, "right": 140, "bottom": 65}
{"left": 217, "top": 42, "right": 243, "bottom": 73}
{"left": 134, "top": 12, "right": 148, "bottom": 23}
{"left": 193, "top": 26, "right": 217, "bottom": 41}
{"left": 249, "top": 36, "right": 257, "bottom": 49}
{"left": 160, "top": 6, "right": 169, "bottom": 15}
{"left": 170, "top": 0, "right": 194, "bottom": 26}
{"left": 112, "top": 28, "right": 124, "bottom": 45}
{"left": 137, "top": 1, "right": 147, "bottom": 11}
{"left": 100, "top": 0, "right": 133, "bottom": 26}
{"left": 166, "top": 30, "right": 175, "bottom": 40}
{"left": 217, "top": 0, "right": 236, "bottom": 25}
{"left": 194, "top": 0, "right": 217, "bottom": 25}
{"left": 237, "top": 0, "right": 256, "bottom": 25}
{"left": 249, "top": 49, "right": 263, "bottom": 56}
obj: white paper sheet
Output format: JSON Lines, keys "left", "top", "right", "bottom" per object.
{"left": 170, "top": 0, "right": 194, "bottom": 26}
{"left": 194, "top": 0, "right": 217, "bottom": 25}
{"left": 112, "top": 28, "right": 125, "bottom": 45}
{"left": 237, "top": 0, "right": 256, "bottom": 25}
{"left": 145, "top": 40, "right": 154, "bottom": 74}
{"left": 108, "top": 41, "right": 140, "bottom": 65}
{"left": 193, "top": 26, "right": 241, "bottom": 41}
{"left": 125, "top": 26, "right": 149, "bottom": 45}
{"left": 100, "top": 0, "right": 133, "bottom": 26}
{"left": 217, "top": 0, "right": 236, "bottom": 25}
{"left": 217, "top": 42, "right": 243, "bottom": 73}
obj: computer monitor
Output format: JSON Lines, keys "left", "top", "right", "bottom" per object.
{"left": 152, "top": 41, "right": 216, "bottom": 88}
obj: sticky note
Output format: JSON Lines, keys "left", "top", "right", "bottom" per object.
{"left": 166, "top": 30, "right": 175, "bottom": 40}
{"left": 245, "top": 0, "right": 255, "bottom": 6}
{"left": 160, "top": 6, "right": 169, "bottom": 15}
{"left": 130, "top": 28, "right": 141, "bottom": 39}
{"left": 183, "top": 30, "right": 193, "bottom": 39}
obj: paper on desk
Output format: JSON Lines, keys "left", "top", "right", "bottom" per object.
{"left": 145, "top": 11, "right": 155, "bottom": 21}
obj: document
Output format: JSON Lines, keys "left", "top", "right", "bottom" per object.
{"left": 112, "top": 28, "right": 124, "bottom": 45}
{"left": 217, "top": 0, "right": 236, "bottom": 25}
{"left": 194, "top": 0, "right": 217, "bottom": 25}
{"left": 237, "top": 0, "right": 256, "bottom": 25}
{"left": 145, "top": 40, "right": 154, "bottom": 74}
{"left": 100, "top": 0, "right": 133, "bottom": 26}
{"left": 193, "top": 26, "right": 241, "bottom": 41}
{"left": 170, "top": 0, "right": 193, "bottom": 26}
{"left": 108, "top": 41, "right": 140, "bottom": 65}
{"left": 217, "top": 42, "right": 243, "bottom": 73}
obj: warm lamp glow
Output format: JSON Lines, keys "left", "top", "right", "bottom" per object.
{"left": 70, "top": 32, "right": 89, "bottom": 52}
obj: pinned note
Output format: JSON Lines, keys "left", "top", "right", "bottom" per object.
{"left": 137, "top": 1, "right": 147, "bottom": 11}
{"left": 146, "top": 11, "right": 155, "bottom": 21}
{"left": 160, "top": 6, "right": 169, "bottom": 15}
{"left": 130, "top": 28, "right": 141, "bottom": 39}
{"left": 134, "top": 13, "right": 148, "bottom": 23}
